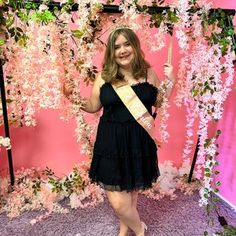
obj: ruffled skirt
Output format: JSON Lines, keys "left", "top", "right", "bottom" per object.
{"left": 89, "top": 118, "right": 160, "bottom": 192}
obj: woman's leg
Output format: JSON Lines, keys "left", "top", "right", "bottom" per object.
{"left": 119, "top": 220, "right": 129, "bottom": 236}
{"left": 106, "top": 191, "right": 144, "bottom": 236}
{"left": 118, "top": 191, "right": 139, "bottom": 236}
{"left": 131, "top": 191, "right": 138, "bottom": 208}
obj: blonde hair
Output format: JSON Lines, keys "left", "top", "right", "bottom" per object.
{"left": 101, "top": 28, "right": 150, "bottom": 83}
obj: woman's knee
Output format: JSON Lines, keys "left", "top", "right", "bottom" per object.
{"left": 112, "top": 201, "right": 128, "bottom": 215}
{"left": 106, "top": 191, "right": 132, "bottom": 215}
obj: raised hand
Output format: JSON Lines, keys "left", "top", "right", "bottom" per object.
{"left": 163, "top": 63, "right": 175, "bottom": 82}
{"left": 62, "top": 80, "right": 74, "bottom": 98}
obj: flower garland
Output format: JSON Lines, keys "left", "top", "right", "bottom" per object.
{"left": 1, "top": 1, "right": 174, "bottom": 147}
{"left": 0, "top": 161, "right": 199, "bottom": 221}
{"left": 142, "top": 160, "right": 201, "bottom": 200}
{"left": 0, "top": 163, "right": 105, "bottom": 219}
{"left": 173, "top": 0, "right": 235, "bottom": 206}
{"left": 4, "top": 19, "right": 63, "bottom": 126}
{"left": 55, "top": 12, "right": 95, "bottom": 156}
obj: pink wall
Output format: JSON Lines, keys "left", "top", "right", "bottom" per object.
{"left": 0, "top": 0, "right": 235, "bottom": 207}
{"left": 215, "top": 84, "right": 236, "bottom": 207}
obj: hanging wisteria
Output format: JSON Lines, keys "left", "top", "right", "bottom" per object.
{"left": 0, "top": 0, "right": 235, "bottom": 210}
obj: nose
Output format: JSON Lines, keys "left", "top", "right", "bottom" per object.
{"left": 120, "top": 45, "right": 127, "bottom": 54}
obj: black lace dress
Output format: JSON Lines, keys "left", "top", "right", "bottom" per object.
{"left": 89, "top": 82, "right": 160, "bottom": 191}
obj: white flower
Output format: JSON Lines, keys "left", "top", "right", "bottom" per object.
{"left": 0, "top": 137, "right": 11, "bottom": 149}
{"left": 38, "top": 4, "right": 48, "bottom": 12}
{"left": 69, "top": 192, "right": 80, "bottom": 209}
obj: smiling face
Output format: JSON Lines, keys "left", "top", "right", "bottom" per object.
{"left": 114, "top": 34, "right": 134, "bottom": 70}
{"left": 102, "top": 28, "right": 149, "bottom": 83}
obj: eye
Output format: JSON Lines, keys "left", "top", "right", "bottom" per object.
{"left": 114, "top": 45, "right": 120, "bottom": 50}
{"left": 125, "top": 42, "right": 130, "bottom": 46}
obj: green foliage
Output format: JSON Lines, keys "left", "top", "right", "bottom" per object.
{"left": 204, "top": 231, "right": 209, "bottom": 236}
{"left": 0, "top": 38, "right": 5, "bottom": 46}
{"left": 30, "top": 10, "right": 55, "bottom": 24}
{"left": 0, "top": 1, "right": 56, "bottom": 49}
{"left": 32, "top": 178, "right": 42, "bottom": 195}
{"left": 48, "top": 177, "right": 63, "bottom": 193}
{"left": 17, "top": 11, "right": 30, "bottom": 22}
{"left": 214, "top": 225, "right": 236, "bottom": 236}
{"left": 150, "top": 8, "right": 179, "bottom": 35}
{"left": 42, "top": 166, "right": 86, "bottom": 194}
{"left": 60, "top": 0, "right": 75, "bottom": 13}
{"left": 204, "top": 138, "right": 211, "bottom": 148}
{"left": 7, "top": 0, "right": 38, "bottom": 11}
{"left": 72, "top": 29, "right": 85, "bottom": 39}
{"left": 7, "top": 26, "right": 29, "bottom": 46}
{"left": 203, "top": 8, "right": 235, "bottom": 55}
{"left": 0, "top": 0, "right": 234, "bottom": 58}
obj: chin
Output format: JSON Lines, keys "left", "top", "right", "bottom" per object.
{"left": 119, "top": 61, "right": 132, "bottom": 68}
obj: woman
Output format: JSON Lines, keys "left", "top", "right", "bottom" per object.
{"left": 64, "top": 27, "right": 175, "bottom": 236}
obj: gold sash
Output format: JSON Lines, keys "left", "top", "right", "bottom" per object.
{"left": 112, "top": 83, "right": 159, "bottom": 147}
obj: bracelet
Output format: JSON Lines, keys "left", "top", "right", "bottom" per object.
{"left": 165, "top": 79, "right": 174, "bottom": 89}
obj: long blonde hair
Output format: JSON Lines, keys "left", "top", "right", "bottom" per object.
{"left": 101, "top": 28, "right": 150, "bottom": 83}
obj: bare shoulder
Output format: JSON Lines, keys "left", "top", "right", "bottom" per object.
{"left": 147, "top": 67, "right": 160, "bottom": 87}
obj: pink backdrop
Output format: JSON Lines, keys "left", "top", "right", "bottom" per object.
{"left": 0, "top": 0, "right": 235, "bottom": 207}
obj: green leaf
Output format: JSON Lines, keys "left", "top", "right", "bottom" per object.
{"left": 6, "top": 17, "right": 14, "bottom": 28}
{"left": 216, "top": 129, "right": 221, "bottom": 136}
{"left": 204, "top": 139, "right": 211, "bottom": 148}
{"left": 205, "top": 173, "right": 211, "bottom": 178}
{"left": 6, "top": 98, "right": 13, "bottom": 103}
{"left": 17, "top": 34, "right": 29, "bottom": 46}
{"left": 215, "top": 161, "right": 219, "bottom": 166}
{"left": 158, "top": 0, "right": 165, "bottom": 5}
{"left": 0, "top": 39, "right": 6, "bottom": 46}
{"left": 30, "top": 10, "right": 55, "bottom": 24}
{"left": 17, "top": 11, "right": 29, "bottom": 22}
{"left": 227, "top": 28, "right": 235, "bottom": 36}
{"left": 204, "top": 188, "right": 209, "bottom": 193}
{"left": 72, "top": 29, "right": 85, "bottom": 39}
{"left": 212, "top": 197, "right": 220, "bottom": 202}
{"left": 192, "top": 89, "right": 199, "bottom": 97}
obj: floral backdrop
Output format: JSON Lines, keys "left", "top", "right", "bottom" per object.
{"left": 0, "top": 0, "right": 235, "bottom": 225}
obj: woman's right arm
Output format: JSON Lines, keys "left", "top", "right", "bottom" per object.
{"left": 63, "top": 73, "right": 104, "bottom": 113}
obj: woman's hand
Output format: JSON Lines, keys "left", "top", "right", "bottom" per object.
{"left": 163, "top": 63, "right": 175, "bottom": 82}
{"left": 62, "top": 80, "right": 74, "bottom": 98}
{"left": 62, "top": 80, "right": 86, "bottom": 108}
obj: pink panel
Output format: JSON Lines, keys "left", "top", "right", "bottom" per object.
{"left": 216, "top": 89, "right": 236, "bottom": 207}
{"left": 0, "top": 110, "right": 88, "bottom": 176}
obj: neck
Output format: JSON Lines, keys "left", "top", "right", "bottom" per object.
{"left": 119, "top": 67, "right": 133, "bottom": 78}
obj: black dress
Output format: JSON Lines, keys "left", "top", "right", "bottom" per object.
{"left": 89, "top": 81, "right": 160, "bottom": 192}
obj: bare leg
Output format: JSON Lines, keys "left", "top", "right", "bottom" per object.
{"left": 131, "top": 191, "right": 138, "bottom": 208}
{"left": 119, "top": 220, "right": 129, "bottom": 236}
{"left": 118, "top": 191, "right": 139, "bottom": 236}
{"left": 106, "top": 191, "right": 144, "bottom": 236}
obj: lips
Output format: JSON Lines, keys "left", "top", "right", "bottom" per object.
{"left": 120, "top": 55, "right": 130, "bottom": 59}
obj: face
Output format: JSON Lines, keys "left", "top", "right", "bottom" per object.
{"left": 114, "top": 34, "right": 134, "bottom": 69}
